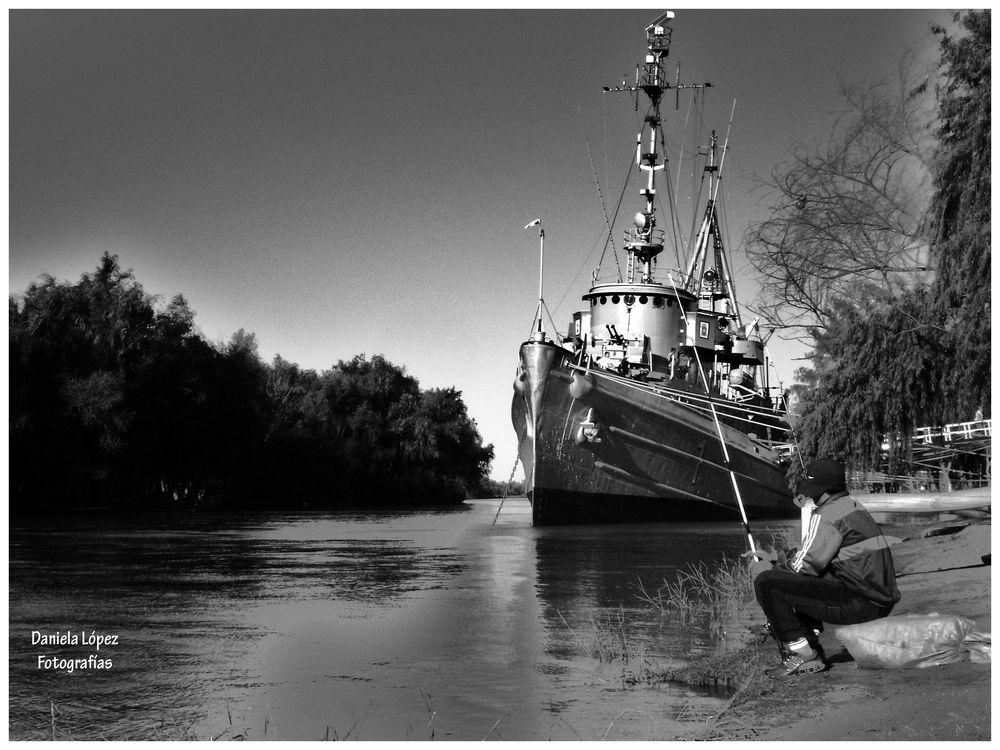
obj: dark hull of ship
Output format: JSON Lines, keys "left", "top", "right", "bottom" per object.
{"left": 513, "top": 340, "right": 795, "bottom": 526}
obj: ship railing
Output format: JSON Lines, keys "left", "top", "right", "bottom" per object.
{"left": 590, "top": 265, "right": 694, "bottom": 288}
{"left": 678, "top": 395, "right": 788, "bottom": 431}
{"left": 571, "top": 363, "right": 789, "bottom": 436}
{"left": 623, "top": 227, "right": 665, "bottom": 247}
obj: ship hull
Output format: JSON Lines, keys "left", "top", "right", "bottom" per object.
{"left": 513, "top": 340, "right": 795, "bottom": 526}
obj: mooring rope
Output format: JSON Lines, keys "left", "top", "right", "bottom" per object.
{"left": 491, "top": 454, "right": 521, "bottom": 527}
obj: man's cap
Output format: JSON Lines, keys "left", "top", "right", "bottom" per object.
{"left": 798, "top": 458, "right": 847, "bottom": 499}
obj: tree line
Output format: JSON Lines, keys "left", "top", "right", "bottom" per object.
{"left": 746, "top": 11, "right": 990, "bottom": 482}
{"left": 10, "top": 253, "right": 498, "bottom": 515}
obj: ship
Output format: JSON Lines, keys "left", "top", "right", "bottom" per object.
{"left": 511, "top": 11, "right": 796, "bottom": 526}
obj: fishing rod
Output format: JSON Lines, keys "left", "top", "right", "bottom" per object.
{"left": 666, "top": 271, "right": 757, "bottom": 553}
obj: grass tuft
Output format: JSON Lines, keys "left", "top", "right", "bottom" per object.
{"left": 635, "top": 554, "right": 770, "bottom": 650}
{"left": 556, "top": 606, "right": 654, "bottom": 686}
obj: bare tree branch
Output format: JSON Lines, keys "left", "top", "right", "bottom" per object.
{"left": 745, "top": 48, "right": 939, "bottom": 340}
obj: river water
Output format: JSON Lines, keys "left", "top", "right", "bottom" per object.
{"left": 9, "top": 499, "right": 793, "bottom": 741}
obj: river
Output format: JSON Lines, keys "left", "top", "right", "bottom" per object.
{"left": 8, "top": 498, "right": 794, "bottom": 740}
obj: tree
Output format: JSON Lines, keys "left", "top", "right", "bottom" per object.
{"left": 122, "top": 315, "right": 225, "bottom": 505}
{"left": 11, "top": 256, "right": 495, "bottom": 513}
{"left": 746, "top": 49, "right": 938, "bottom": 337}
{"left": 789, "top": 290, "right": 946, "bottom": 475}
{"left": 401, "top": 388, "right": 495, "bottom": 502}
{"left": 239, "top": 354, "right": 495, "bottom": 508}
{"left": 785, "top": 11, "right": 990, "bottom": 480}
{"left": 926, "top": 10, "right": 991, "bottom": 418}
{"left": 10, "top": 254, "right": 154, "bottom": 506}
{"left": 304, "top": 356, "right": 493, "bottom": 505}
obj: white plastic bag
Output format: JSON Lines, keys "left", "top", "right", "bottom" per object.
{"left": 836, "top": 614, "right": 990, "bottom": 669}
{"left": 963, "top": 630, "right": 992, "bottom": 663}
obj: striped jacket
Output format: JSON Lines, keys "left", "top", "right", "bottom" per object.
{"left": 785, "top": 490, "right": 901, "bottom": 606}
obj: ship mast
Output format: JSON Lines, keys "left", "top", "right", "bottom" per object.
{"left": 604, "top": 11, "right": 710, "bottom": 285}
{"left": 686, "top": 132, "right": 743, "bottom": 327}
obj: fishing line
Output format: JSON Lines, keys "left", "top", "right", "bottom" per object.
{"left": 672, "top": 89, "right": 696, "bottom": 257}
{"left": 597, "top": 151, "right": 636, "bottom": 283}
{"left": 550, "top": 230, "right": 608, "bottom": 321}
{"left": 579, "top": 103, "right": 621, "bottom": 280}
{"left": 658, "top": 127, "right": 685, "bottom": 270}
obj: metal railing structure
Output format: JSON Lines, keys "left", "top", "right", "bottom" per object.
{"left": 865, "top": 418, "right": 992, "bottom": 493}
{"left": 911, "top": 419, "right": 992, "bottom": 445}
{"left": 774, "top": 420, "right": 991, "bottom": 493}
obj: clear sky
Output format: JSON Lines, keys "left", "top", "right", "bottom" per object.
{"left": 8, "top": 7, "right": 957, "bottom": 481}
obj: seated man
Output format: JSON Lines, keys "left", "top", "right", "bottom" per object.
{"left": 749, "top": 459, "right": 901, "bottom": 676}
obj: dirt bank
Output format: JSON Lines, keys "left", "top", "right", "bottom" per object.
{"left": 671, "top": 516, "right": 991, "bottom": 740}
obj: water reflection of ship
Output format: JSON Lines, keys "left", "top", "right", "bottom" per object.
{"left": 512, "top": 12, "right": 796, "bottom": 526}
{"left": 530, "top": 523, "right": 773, "bottom": 660}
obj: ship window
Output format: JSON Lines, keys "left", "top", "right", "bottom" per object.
{"left": 612, "top": 295, "right": 620, "bottom": 304}
{"left": 653, "top": 296, "right": 664, "bottom": 308}
{"left": 624, "top": 294, "right": 634, "bottom": 305}
{"left": 639, "top": 295, "right": 648, "bottom": 305}
{"left": 591, "top": 298, "right": 597, "bottom": 307}
{"left": 600, "top": 296, "right": 607, "bottom": 305}
{"left": 666, "top": 298, "right": 674, "bottom": 307}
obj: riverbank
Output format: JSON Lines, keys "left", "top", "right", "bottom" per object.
{"left": 666, "top": 514, "right": 991, "bottom": 740}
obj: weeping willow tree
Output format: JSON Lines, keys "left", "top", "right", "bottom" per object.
{"left": 785, "top": 10, "right": 990, "bottom": 483}
{"left": 792, "top": 290, "right": 948, "bottom": 475}
{"left": 926, "top": 9, "right": 991, "bottom": 420}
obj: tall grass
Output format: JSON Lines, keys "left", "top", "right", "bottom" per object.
{"left": 555, "top": 606, "right": 652, "bottom": 686}
{"left": 556, "top": 605, "right": 647, "bottom": 664}
{"left": 635, "top": 554, "right": 766, "bottom": 648}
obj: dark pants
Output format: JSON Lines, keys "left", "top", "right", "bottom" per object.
{"left": 753, "top": 568, "right": 891, "bottom": 644}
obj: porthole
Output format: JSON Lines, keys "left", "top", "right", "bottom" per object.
{"left": 666, "top": 298, "right": 674, "bottom": 307}
{"left": 612, "top": 295, "right": 621, "bottom": 304}
{"left": 639, "top": 295, "right": 648, "bottom": 305}
{"left": 653, "top": 297, "right": 664, "bottom": 308}
{"left": 600, "top": 296, "right": 607, "bottom": 305}
{"left": 624, "top": 294, "right": 635, "bottom": 305}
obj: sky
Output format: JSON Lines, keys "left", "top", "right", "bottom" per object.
{"left": 8, "top": 6, "right": 959, "bottom": 481}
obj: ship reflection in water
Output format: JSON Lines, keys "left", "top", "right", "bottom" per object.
{"left": 532, "top": 513, "right": 765, "bottom": 662}
{"left": 8, "top": 500, "right": 796, "bottom": 741}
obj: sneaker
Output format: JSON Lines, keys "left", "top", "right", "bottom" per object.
{"left": 765, "top": 651, "right": 826, "bottom": 677}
